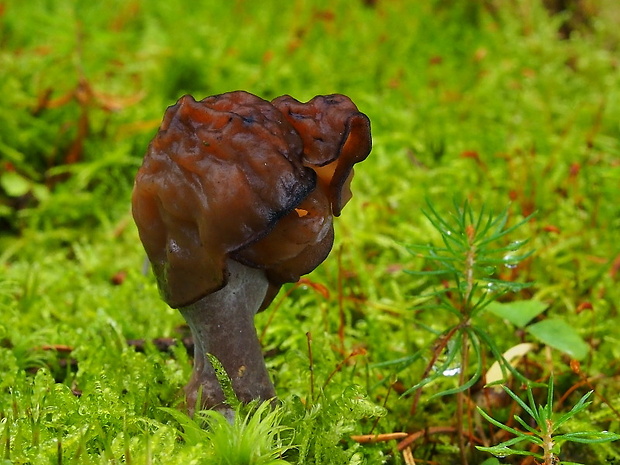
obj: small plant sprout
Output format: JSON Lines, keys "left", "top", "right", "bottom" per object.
{"left": 400, "top": 200, "right": 535, "bottom": 391}
{"left": 476, "top": 378, "right": 620, "bottom": 464}
{"left": 162, "top": 399, "right": 294, "bottom": 465}
{"left": 377, "top": 200, "right": 535, "bottom": 464}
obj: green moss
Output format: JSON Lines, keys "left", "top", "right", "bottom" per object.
{"left": 1, "top": 0, "right": 619, "bottom": 462}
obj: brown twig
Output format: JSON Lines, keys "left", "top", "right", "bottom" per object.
{"left": 396, "top": 426, "right": 482, "bottom": 452}
{"left": 410, "top": 325, "right": 460, "bottom": 415}
{"left": 322, "top": 347, "right": 367, "bottom": 391}
{"left": 337, "top": 246, "right": 346, "bottom": 354}
{"left": 456, "top": 331, "right": 470, "bottom": 465}
{"left": 306, "top": 332, "right": 315, "bottom": 404}
{"left": 402, "top": 446, "right": 416, "bottom": 464}
{"left": 350, "top": 432, "right": 408, "bottom": 444}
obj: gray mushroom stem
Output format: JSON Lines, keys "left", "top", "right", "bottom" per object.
{"left": 179, "top": 259, "right": 276, "bottom": 417}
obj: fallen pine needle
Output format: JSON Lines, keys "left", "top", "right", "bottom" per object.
{"left": 350, "top": 432, "right": 409, "bottom": 443}
{"left": 402, "top": 446, "right": 416, "bottom": 465}
{"left": 397, "top": 426, "right": 482, "bottom": 451}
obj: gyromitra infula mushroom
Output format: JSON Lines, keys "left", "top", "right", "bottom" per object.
{"left": 132, "top": 91, "right": 371, "bottom": 416}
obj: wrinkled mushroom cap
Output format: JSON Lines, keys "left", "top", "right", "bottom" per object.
{"left": 132, "top": 91, "right": 371, "bottom": 309}
{"left": 132, "top": 92, "right": 316, "bottom": 307}
{"left": 272, "top": 94, "right": 372, "bottom": 216}
{"left": 237, "top": 94, "right": 372, "bottom": 307}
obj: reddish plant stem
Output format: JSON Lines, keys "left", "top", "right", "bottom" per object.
{"left": 456, "top": 331, "right": 470, "bottom": 465}
{"left": 397, "top": 426, "right": 482, "bottom": 452}
{"left": 410, "top": 325, "right": 460, "bottom": 416}
{"left": 306, "top": 331, "right": 315, "bottom": 404}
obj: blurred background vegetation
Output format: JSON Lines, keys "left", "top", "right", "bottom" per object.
{"left": 0, "top": 0, "right": 619, "bottom": 463}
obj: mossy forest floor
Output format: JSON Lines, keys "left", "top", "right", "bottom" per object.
{"left": 1, "top": 1, "right": 619, "bottom": 463}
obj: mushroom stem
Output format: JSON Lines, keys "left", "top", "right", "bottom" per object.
{"left": 179, "top": 259, "right": 276, "bottom": 417}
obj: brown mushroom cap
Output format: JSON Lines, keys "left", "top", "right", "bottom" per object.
{"left": 132, "top": 91, "right": 316, "bottom": 308}
{"left": 132, "top": 91, "right": 371, "bottom": 309}
{"left": 237, "top": 94, "right": 372, "bottom": 308}
{"left": 271, "top": 94, "right": 372, "bottom": 216}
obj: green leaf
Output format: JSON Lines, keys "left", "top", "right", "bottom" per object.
{"left": 474, "top": 328, "right": 534, "bottom": 385}
{"left": 480, "top": 459, "right": 501, "bottom": 465}
{"left": 159, "top": 407, "right": 207, "bottom": 445}
{"left": 526, "top": 319, "right": 589, "bottom": 360}
{"left": 485, "top": 300, "right": 548, "bottom": 328}
{"left": 554, "top": 390, "right": 593, "bottom": 429}
{"left": 513, "top": 414, "right": 540, "bottom": 435}
{"left": 429, "top": 328, "right": 483, "bottom": 399}
{"left": 476, "top": 406, "right": 528, "bottom": 438}
{"left": 555, "top": 430, "right": 620, "bottom": 444}
{"left": 207, "top": 353, "right": 241, "bottom": 409}
{"left": 476, "top": 444, "right": 541, "bottom": 458}
{"left": 400, "top": 338, "right": 461, "bottom": 397}
{"left": 502, "top": 385, "right": 538, "bottom": 421}
{"left": 0, "top": 171, "right": 31, "bottom": 197}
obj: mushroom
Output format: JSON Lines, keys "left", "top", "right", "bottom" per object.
{"left": 131, "top": 91, "right": 371, "bottom": 417}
